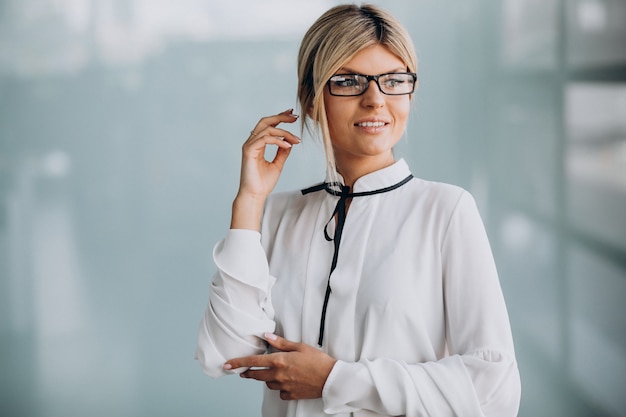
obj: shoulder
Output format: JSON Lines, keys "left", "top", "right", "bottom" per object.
{"left": 264, "top": 187, "right": 315, "bottom": 214}
{"left": 395, "top": 177, "right": 486, "bottom": 237}
{"left": 260, "top": 186, "right": 324, "bottom": 249}
{"left": 411, "top": 179, "right": 487, "bottom": 238}
{"left": 405, "top": 176, "right": 472, "bottom": 211}
{"left": 261, "top": 186, "right": 322, "bottom": 227}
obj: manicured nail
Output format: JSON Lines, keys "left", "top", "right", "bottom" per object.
{"left": 265, "top": 332, "right": 277, "bottom": 341}
{"left": 278, "top": 137, "right": 292, "bottom": 147}
{"left": 223, "top": 363, "right": 232, "bottom": 370}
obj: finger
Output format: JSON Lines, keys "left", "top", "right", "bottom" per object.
{"left": 274, "top": 129, "right": 301, "bottom": 145}
{"left": 249, "top": 127, "right": 301, "bottom": 146}
{"left": 240, "top": 367, "right": 274, "bottom": 382}
{"left": 224, "top": 354, "right": 272, "bottom": 370}
{"left": 269, "top": 141, "right": 294, "bottom": 169}
{"left": 267, "top": 108, "right": 300, "bottom": 127}
{"left": 244, "top": 136, "right": 294, "bottom": 157}
{"left": 251, "top": 109, "right": 300, "bottom": 135}
{"left": 264, "top": 136, "right": 294, "bottom": 150}
{"left": 265, "top": 381, "right": 281, "bottom": 391}
{"left": 264, "top": 332, "right": 302, "bottom": 352}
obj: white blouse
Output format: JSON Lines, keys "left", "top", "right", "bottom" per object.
{"left": 196, "top": 159, "right": 521, "bottom": 417}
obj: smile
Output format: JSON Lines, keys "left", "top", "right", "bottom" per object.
{"left": 355, "top": 121, "right": 387, "bottom": 127}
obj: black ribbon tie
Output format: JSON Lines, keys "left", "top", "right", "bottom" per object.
{"left": 301, "top": 174, "right": 413, "bottom": 346}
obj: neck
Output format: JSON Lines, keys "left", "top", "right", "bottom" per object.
{"left": 335, "top": 154, "right": 396, "bottom": 188}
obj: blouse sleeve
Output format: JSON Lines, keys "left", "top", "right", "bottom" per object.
{"left": 194, "top": 229, "right": 276, "bottom": 378}
{"left": 322, "top": 191, "right": 521, "bottom": 416}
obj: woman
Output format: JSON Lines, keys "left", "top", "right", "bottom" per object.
{"left": 196, "top": 4, "right": 521, "bottom": 416}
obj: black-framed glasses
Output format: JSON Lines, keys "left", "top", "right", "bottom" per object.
{"left": 327, "top": 72, "right": 417, "bottom": 96}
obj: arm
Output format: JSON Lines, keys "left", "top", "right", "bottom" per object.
{"left": 321, "top": 191, "right": 521, "bottom": 416}
{"left": 195, "top": 110, "right": 301, "bottom": 377}
{"left": 231, "top": 109, "right": 301, "bottom": 231}
{"left": 195, "top": 229, "right": 276, "bottom": 377}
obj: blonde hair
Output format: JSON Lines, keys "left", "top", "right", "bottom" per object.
{"left": 297, "top": 3, "right": 418, "bottom": 182}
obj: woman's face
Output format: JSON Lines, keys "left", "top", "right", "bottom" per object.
{"left": 323, "top": 44, "right": 412, "bottom": 174}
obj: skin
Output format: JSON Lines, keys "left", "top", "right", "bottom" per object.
{"left": 324, "top": 44, "right": 411, "bottom": 187}
{"left": 224, "top": 333, "right": 336, "bottom": 400}
{"left": 226, "top": 44, "right": 412, "bottom": 400}
{"left": 230, "top": 108, "right": 301, "bottom": 231}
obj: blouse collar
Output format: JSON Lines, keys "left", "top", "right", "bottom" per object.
{"left": 327, "top": 158, "right": 412, "bottom": 194}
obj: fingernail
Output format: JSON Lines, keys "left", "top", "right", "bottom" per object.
{"left": 265, "top": 332, "right": 277, "bottom": 341}
{"left": 223, "top": 363, "right": 232, "bottom": 370}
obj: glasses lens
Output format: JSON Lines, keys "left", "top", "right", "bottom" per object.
{"left": 329, "top": 75, "right": 366, "bottom": 96}
{"left": 378, "top": 73, "right": 416, "bottom": 95}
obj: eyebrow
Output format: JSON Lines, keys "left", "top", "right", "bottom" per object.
{"left": 338, "top": 66, "right": 408, "bottom": 74}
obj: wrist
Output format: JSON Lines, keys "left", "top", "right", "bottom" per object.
{"left": 230, "top": 192, "right": 266, "bottom": 231}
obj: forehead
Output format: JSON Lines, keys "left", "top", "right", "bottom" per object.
{"left": 339, "top": 44, "right": 406, "bottom": 74}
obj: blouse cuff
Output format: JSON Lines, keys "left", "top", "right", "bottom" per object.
{"left": 322, "top": 360, "right": 369, "bottom": 414}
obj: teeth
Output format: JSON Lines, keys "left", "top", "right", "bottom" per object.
{"left": 358, "top": 121, "right": 385, "bottom": 127}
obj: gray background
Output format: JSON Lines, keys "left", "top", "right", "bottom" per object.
{"left": 1, "top": 0, "right": 625, "bottom": 416}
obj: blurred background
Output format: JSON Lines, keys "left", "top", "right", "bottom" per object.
{"left": 0, "top": 0, "right": 624, "bottom": 416}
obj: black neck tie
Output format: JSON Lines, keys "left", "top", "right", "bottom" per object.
{"left": 302, "top": 174, "right": 414, "bottom": 346}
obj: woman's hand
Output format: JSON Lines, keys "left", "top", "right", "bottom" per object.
{"left": 223, "top": 333, "right": 337, "bottom": 401}
{"left": 231, "top": 109, "right": 301, "bottom": 230}
{"left": 239, "top": 109, "right": 301, "bottom": 198}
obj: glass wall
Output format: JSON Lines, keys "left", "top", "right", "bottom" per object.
{"left": 487, "top": 0, "right": 626, "bottom": 415}
{"left": 0, "top": 0, "right": 624, "bottom": 416}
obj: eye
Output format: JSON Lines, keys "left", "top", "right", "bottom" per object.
{"left": 332, "top": 75, "right": 359, "bottom": 88}
{"left": 383, "top": 76, "right": 407, "bottom": 88}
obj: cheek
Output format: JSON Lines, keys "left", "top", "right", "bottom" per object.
{"left": 326, "top": 111, "right": 340, "bottom": 137}
{"left": 393, "top": 101, "right": 411, "bottom": 129}
{"left": 325, "top": 103, "right": 350, "bottom": 135}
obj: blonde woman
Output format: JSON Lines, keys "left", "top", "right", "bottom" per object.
{"left": 196, "top": 4, "right": 521, "bottom": 416}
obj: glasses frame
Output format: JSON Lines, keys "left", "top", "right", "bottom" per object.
{"left": 327, "top": 72, "right": 417, "bottom": 97}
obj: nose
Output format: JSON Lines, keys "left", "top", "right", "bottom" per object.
{"left": 361, "top": 79, "right": 385, "bottom": 108}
